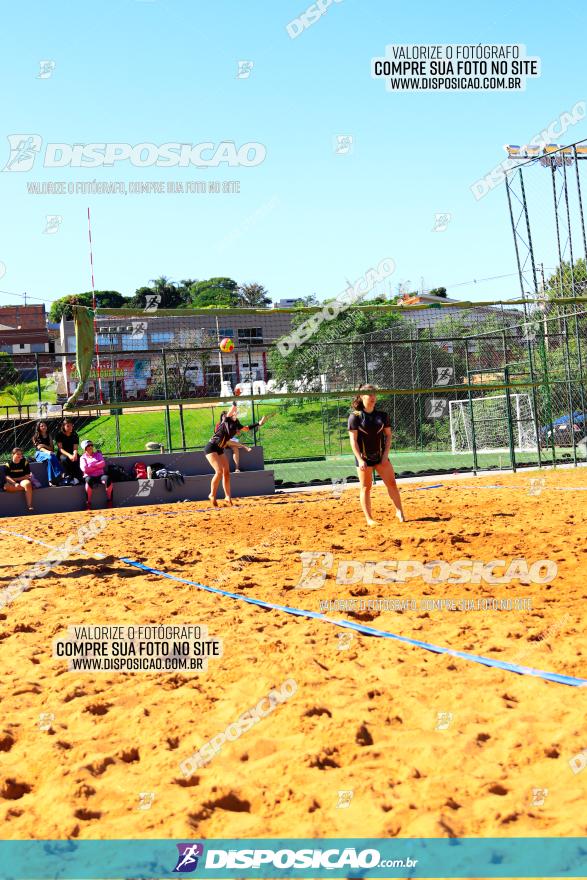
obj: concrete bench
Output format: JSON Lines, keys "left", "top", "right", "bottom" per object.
{"left": 0, "top": 447, "right": 274, "bottom": 518}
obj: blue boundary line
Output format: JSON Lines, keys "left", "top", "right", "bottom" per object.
{"left": 120, "top": 557, "right": 587, "bottom": 688}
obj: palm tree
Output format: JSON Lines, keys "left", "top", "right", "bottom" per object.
{"left": 4, "top": 383, "right": 28, "bottom": 417}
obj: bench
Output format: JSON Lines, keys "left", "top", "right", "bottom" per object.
{"left": 0, "top": 447, "right": 274, "bottom": 518}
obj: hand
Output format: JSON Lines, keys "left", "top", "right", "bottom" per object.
{"left": 358, "top": 460, "right": 368, "bottom": 471}
{"left": 259, "top": 416, "right": 267, "bottom": 426}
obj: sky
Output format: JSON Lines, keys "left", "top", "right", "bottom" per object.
{"left": 0, "top": 0, "right": 586, "bottom": 311}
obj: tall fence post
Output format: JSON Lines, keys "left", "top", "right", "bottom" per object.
{"left": 161, "top": 348, "right": 172, "bottom": 452}
{"left": 562, "top": 317, "right": 578, "bottom": 467}
{"left": 503, "top": 365, "right": 517, "bottom": 473}
{"left": 248, "top": 344, "right": 257, "bottom": 445}
{"left": 34, "top": 353, "right": 42, "bottom": 402}
{"left": 525, "top": 332, "right": 542, "bottom": 469}
{"left": 179, "top": 403, "right": 186, "bottom": 451}
{"left": 464, "top": 345, "right": 478, "bottom": 474}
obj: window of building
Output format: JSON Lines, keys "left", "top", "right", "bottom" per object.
{"left": 218, "top": 327, "right": 234, "bottom": 338}
{"left": 151, "top": 332, "right": 173, "bottom": 344}
{"left": 121, "top": 334, "right": 147, "bottom": 351}
{"left": 237, "top": 328, "right": 263, "bottom": 344}
{"left": 97, "top": 334, "right": 117, "bottom": 346}
{"left": 67, "top": 336, "right": 76, "bottom": 352}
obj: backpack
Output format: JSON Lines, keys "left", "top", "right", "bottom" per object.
{"left": 107, "top": 463, "right": 133, "bottom": 483}
{"left": 133, "top": 461, "right": 148, "bottom": 480}
{"left": 150, "top": 462, "right": 166, "bottom": 478}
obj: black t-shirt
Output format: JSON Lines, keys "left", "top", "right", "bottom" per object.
{"left": 348, "top": 408, "right": 390, "bottom": 462}
{"left": 209, "top": 418, "right": 245, "bottom": 449}
{"left": 56, "top": 430, "right": 79, "bottom": 455}
{"left": 5, "top": 459, "right": 31, "bottom": 479}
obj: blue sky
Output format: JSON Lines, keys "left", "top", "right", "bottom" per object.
{"left": 0, "top": 0, "right": 586, "bottom": 310}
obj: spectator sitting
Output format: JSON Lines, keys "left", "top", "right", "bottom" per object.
{"left": 79, "top": 440, "right": 113, "bottom": 510}
{"left": 32, "top": 420, "right": 63, "bottom": 486}
{"left": 56, "top": 417, "right": 82, "bottom": 483}
{"left": 3, "top": 447, "right": 34, "bottom": 511}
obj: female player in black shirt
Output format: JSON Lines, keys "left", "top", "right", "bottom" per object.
{"left": 348, "top": 384, "right": 405, "bottom": 526}
{"left": 3, "top": 447, "right": 34, "bottom": 511}
{"left": 204, "top": 403, "right": 267, "bottom": 506}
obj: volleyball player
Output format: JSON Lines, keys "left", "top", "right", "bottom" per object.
{"left": 215, "top": 411, "right": 253, "bottom": 472}
{"left": 348, "top": 384, "right": 405, "bottom": 526}
{"left": 204, "top": 403, "right": 267, "bottom": 506}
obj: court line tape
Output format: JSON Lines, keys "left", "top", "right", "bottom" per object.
{"left": 120, "top": 557, "right": 586, "bottom": 688}
{"left": 0, "top": 527, "right": 106, "bottom": 559}
{"left": 4, "top": 525, "right": 585, "bottom": 688}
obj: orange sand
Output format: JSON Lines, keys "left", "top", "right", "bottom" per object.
{"left": 1, "top": 468, "right": 586, "bottom": 841}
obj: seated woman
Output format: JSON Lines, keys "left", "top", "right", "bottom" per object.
{"left": 56, "top": 417, "right": 82, "bottom": 483}
{"left": 3, "top": 447, "right": 34, "bottom": 511}
{"left": 32, "top": 420, "right": 63, "bottom": 486}
{"left": 79, "top": 440, "right": 113, "bottom": 510}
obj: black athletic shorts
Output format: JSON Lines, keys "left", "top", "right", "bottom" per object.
{"left": 354, "top": 455, "right": 382, "bottom": 468}
{"left": 204, "top": 442, "right": 224, "bottom": 455}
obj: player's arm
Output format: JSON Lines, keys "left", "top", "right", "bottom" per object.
{"left": 381, "top": 426, "right": 392, "bottom": 463}
{"left": 241, "top": 415, "right": 267, "bottom": 431}
{"left": 348, "top": 429, "right": 367, "bottom": 469}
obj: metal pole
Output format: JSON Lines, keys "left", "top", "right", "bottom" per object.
{"left": 247, "top": 344, "right": 257, "bottom": 445}
{"left": 503, "top": 364, "right": 517, "bottom": 473}
{"left": 562, "top": 317, "right": 578, "bottom": 467}
{"left": 518, "top": 168, "right": 540, "bottom": 310}
{"left": 550, "top": 163, "right": 565, "bottom": 300}
{"left": 179, "top": 403, "right": 186, "bottom": 451}
{"left": 573, "top": 145, "right": 587, "bottom": 260}
{"left": 34, "top": 353, "right": 42, "bottom": 402}
{"left": 161, "top": 348, "right": 172, "bottom": 452}
{"left": 363, "top": 341, "right": 369, "bottom": 383}
{"left": 525, "top": 332, "right": 542, "bottom": 469}
{"left": 538, "top": 325, "right": 557, "bottom": 467}
{"left": 464, "top": 345, "right": 478, "bottom": 474}
{"left": 114, "top": 409, "right": 121, "bottom": 455}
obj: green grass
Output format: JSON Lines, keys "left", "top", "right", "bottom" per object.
{"left": 0, "top": 378, "right": 57, "bottom": 407}
{"left": 75, "top": 403, "right": 585, "bottom": 485}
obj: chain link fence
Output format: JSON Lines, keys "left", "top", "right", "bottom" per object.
{"left": 1, "top": 307, "right": 585, "bottom": 484}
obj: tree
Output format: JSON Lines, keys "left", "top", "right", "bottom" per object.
{"left": 0, "top": 352, "right": 18, "bottom": 386}
{"left": 429, "top": 287, "right": 447, "bottom": 298}
{"left": 127, "top": 276, "right": 191, "bottom": 310}
{"left": 237, "top": 282, "right": 271, "bottom": 308}
{"left": 188, "top": 278, "right": 239, "bottom": 309}
{"left": 146, "top": 330, "right": 216, "bottom": 399}
{"left": 3, "top": 382, "right": 28, "bottom": 415}
{"left": 49, "top": 291, "right": 126, "bottom": 323}
{"left": 268, "top": 304, "right": 405, "bottom": 391}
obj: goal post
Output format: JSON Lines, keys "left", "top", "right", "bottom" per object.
{"left": 449, "top": 393, "right": 538, "bottom": 453}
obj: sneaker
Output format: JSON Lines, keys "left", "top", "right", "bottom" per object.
{"left": 71, "top": 478, "right": 80, "bottom": 486}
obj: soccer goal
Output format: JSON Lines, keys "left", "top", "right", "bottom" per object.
{"left": 449, "top": 393, "right": 538, "bottom": 453}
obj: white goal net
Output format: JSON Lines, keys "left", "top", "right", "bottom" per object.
{"left": 449, "top": 393, "right": 538, "bottom": 453}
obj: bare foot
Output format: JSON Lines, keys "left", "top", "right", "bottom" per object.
{"left": 225, "top": 497, "right": 234, "bottom": 506}
{"left": 208, "top": 493, "right": 218, "bottom": 507}
{"left": 366, "top": 518, "right": 379, "bottom": 527}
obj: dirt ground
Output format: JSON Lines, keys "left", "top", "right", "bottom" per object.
{"left": 1, "top": 468, "right": 586, "bottom": 842}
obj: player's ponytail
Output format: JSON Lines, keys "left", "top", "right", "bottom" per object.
{"left": 351, "top": 384, "right": 378, "bottom": 411}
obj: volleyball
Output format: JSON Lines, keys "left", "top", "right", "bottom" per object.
{"left": 219, "top": 337, "right": 234, "bottom": 353}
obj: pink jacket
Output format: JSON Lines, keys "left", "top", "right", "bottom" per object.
{"left": 80, "top": 451, "right": 106, "bottom": 477}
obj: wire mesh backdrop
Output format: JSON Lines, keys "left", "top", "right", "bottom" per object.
{"left": 1, "top": 304, "right": 585, "bottom": 484}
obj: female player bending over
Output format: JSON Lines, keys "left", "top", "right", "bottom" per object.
{"left": 204, "top": 403, "right": 267, "bottom": 506}
{"left": 215, "top": 411, "right": 253, "bottom": 472}
{"left": 348, "top": 384, "right": 405, "bottom": 527}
